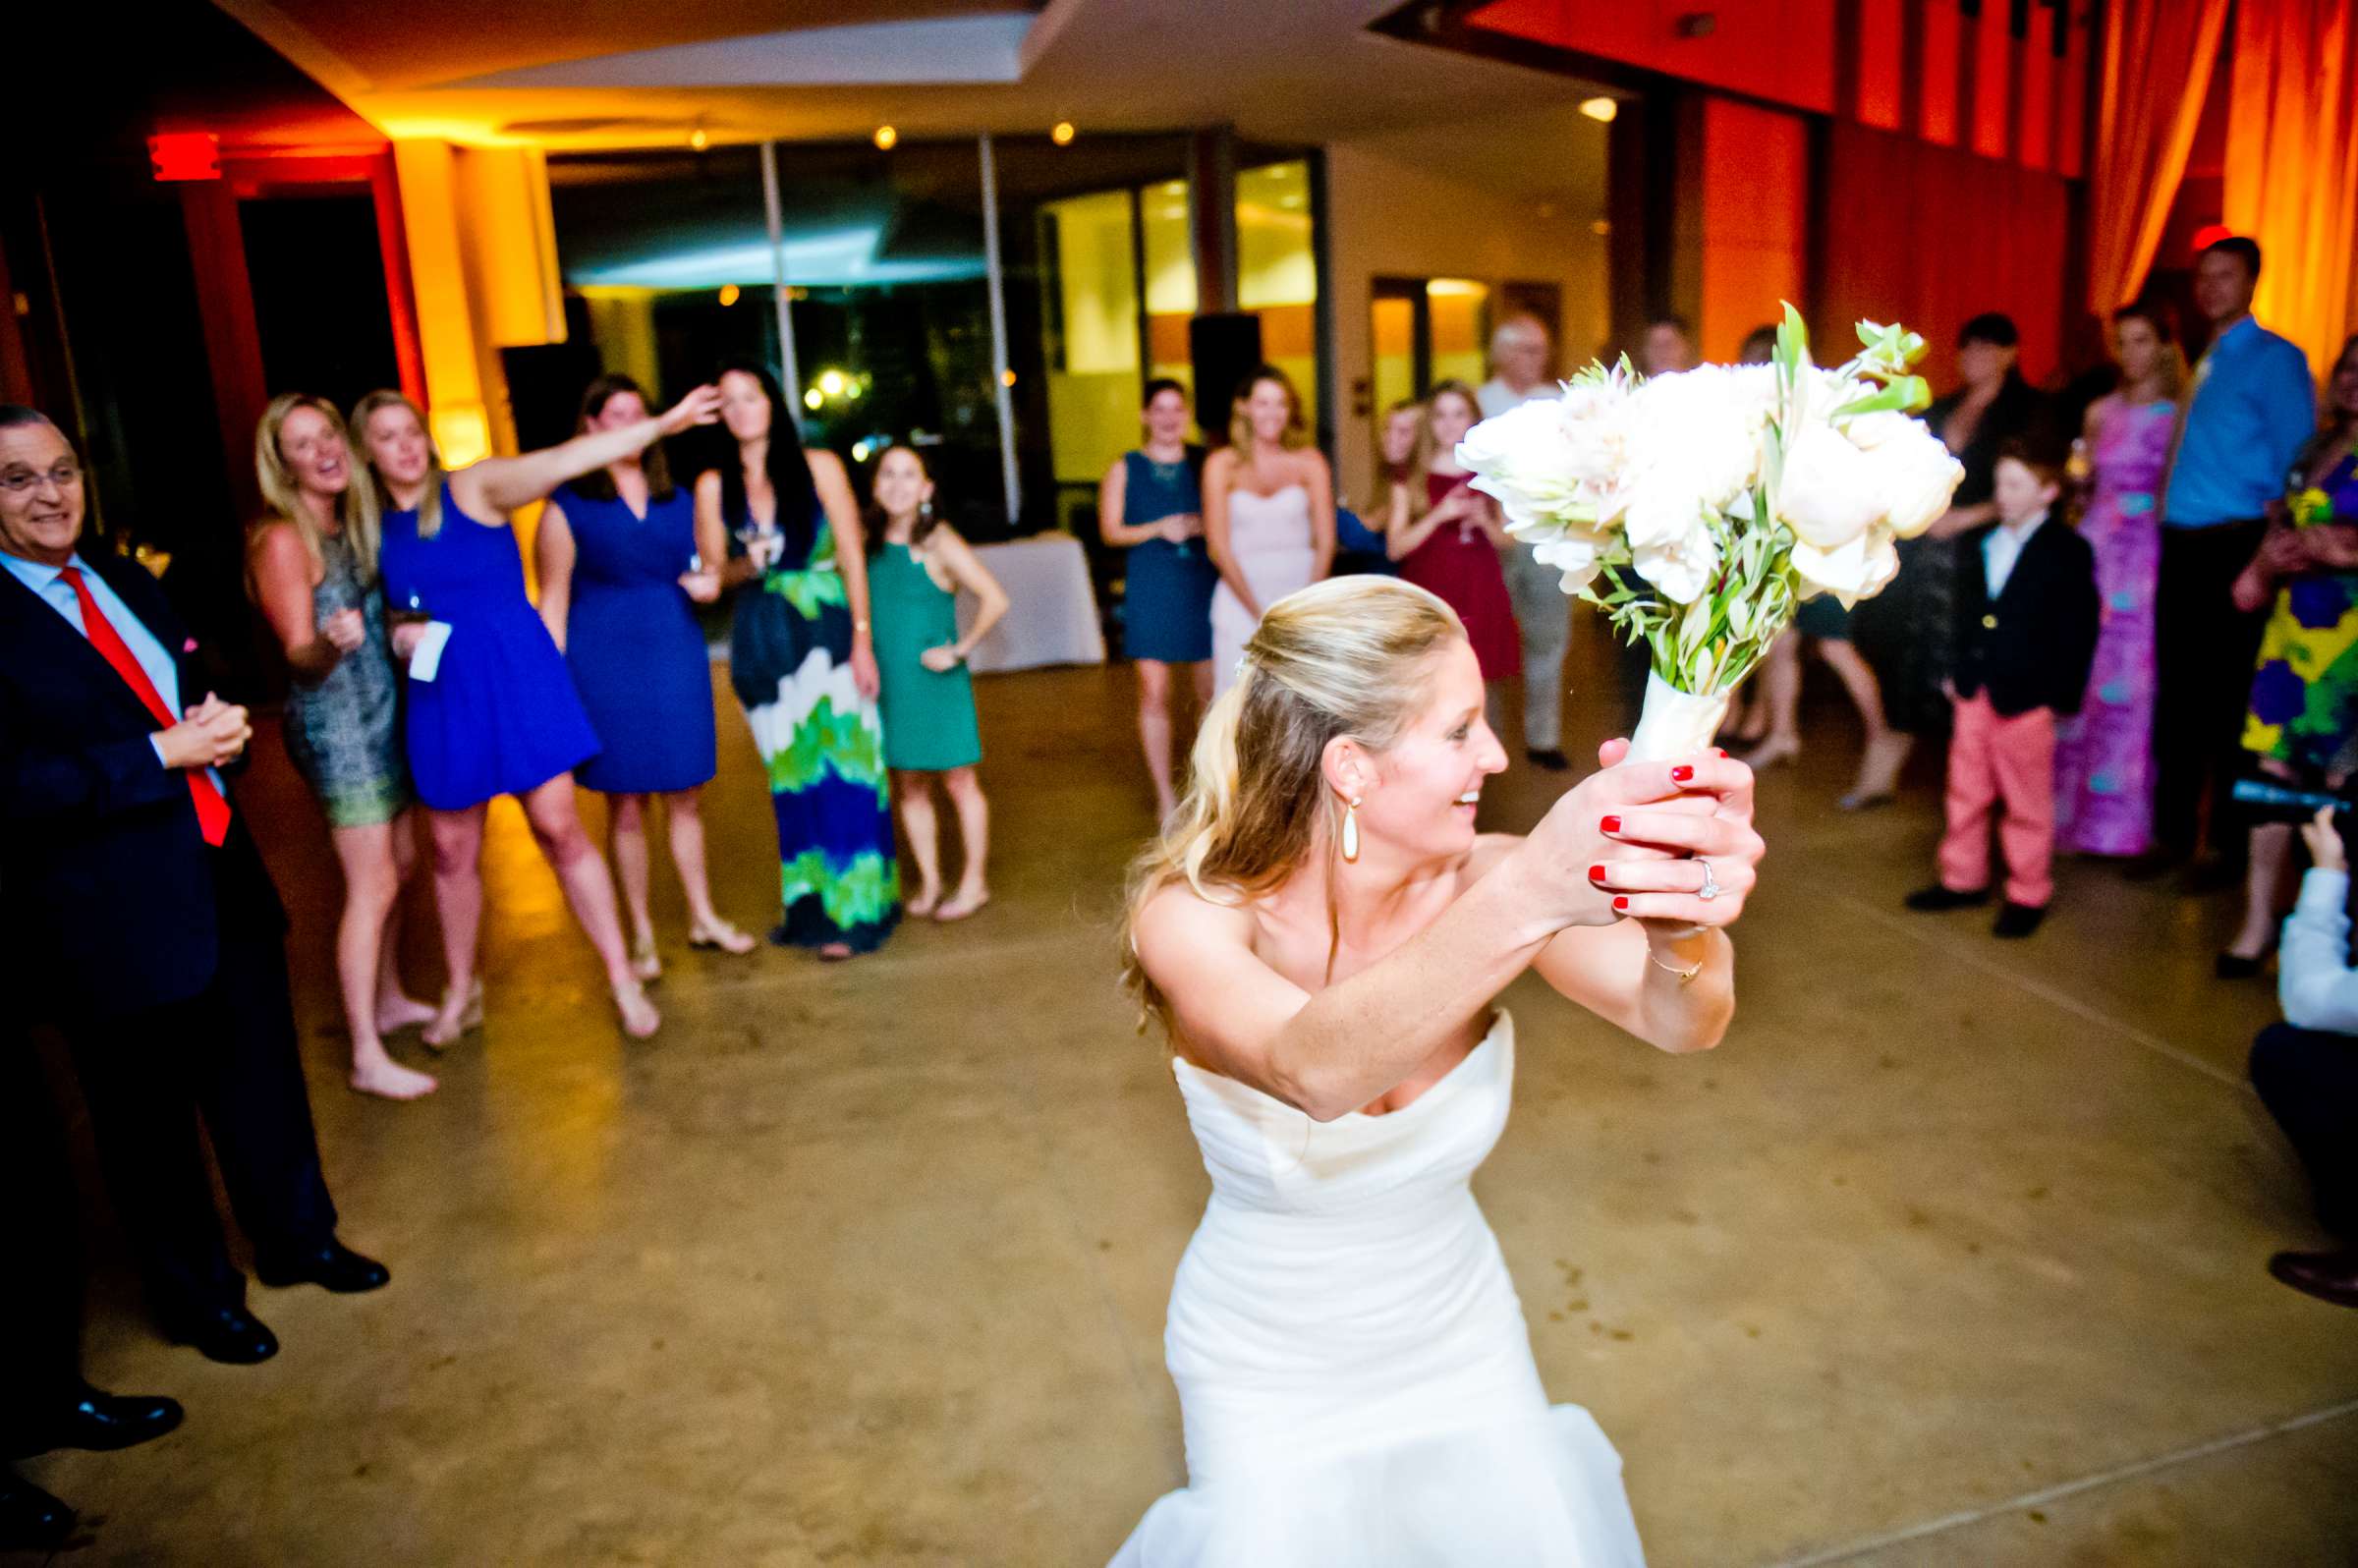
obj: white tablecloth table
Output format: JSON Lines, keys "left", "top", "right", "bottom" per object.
{"left": 956, "top": 533, "right": 1105, "bottom": 673}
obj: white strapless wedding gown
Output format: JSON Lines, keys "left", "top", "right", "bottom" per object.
{"left": 1209, "top": 483, "right": 1318, "bottom": 696}
{"left": 1112, "top": 1014, "right": 1647, "bottom": 1566}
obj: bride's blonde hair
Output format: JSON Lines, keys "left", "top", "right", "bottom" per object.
{"left": 1121, "top": 576, "right": 1467, "bottom": 1034}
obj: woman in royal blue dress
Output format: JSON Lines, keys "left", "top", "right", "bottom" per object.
{"left": 696, "top": 360, "right": 898, "bottom": 959}
{"left": 353, "top": 382, "right": 720, "bottom": 1042}
{"left": 1099, "top": 378, "right": 1217, "bottom": 818}
{"left": 533, "top": 373, "right": 758, "bottom": 982}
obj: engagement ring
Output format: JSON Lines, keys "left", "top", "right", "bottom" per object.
{"left": 1697, "top": 860, "right": 1721, "bottom": 901}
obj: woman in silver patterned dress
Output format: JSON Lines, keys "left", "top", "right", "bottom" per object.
{"left": 246, "top": 394, "right": 440, "bottom": 1100}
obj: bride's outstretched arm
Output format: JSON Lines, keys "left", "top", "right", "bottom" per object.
{"left": 1134, "top": 756, "right": 1748, "bottom": 1121}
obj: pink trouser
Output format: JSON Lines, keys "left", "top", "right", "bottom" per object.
{"left": 1937, "top": 692, "right": 2057, "bottom": 908}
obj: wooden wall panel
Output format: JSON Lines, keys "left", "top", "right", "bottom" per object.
{"left": 1920, "top": 1, "right": 1963, "bottom": 144}
{"left": 1858, "top": 0, "right": 1908, "bottom": 128}
{"left": 1815, "top": 120, "right": 2070, "bottom": 385}
{"left": 1468, "top": 0, "right": 1837, "bottom": 115}
{"left": 1696, "top": 99, "right": 1811, "bottom": 361}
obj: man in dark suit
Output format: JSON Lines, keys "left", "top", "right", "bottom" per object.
{"left": 2, "top": 1036, "right": 184, "bottom": 1552}
{"left": 1907, "top": 442, "right": 2101, "bottom": 938}
{"left": 0, "top": 405, "right": 387, "bottom": 1370}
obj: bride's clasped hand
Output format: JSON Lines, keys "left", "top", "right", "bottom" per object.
{"left": 1514, "top": 739, "right": 1763, "bottom": 937}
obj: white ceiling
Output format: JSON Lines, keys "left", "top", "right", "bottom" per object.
{"left": 211, "top": 0, "right": 1615, "bottom": 153}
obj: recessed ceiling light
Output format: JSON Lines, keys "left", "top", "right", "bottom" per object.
{"left": 1580, "top": 96, "right": 1619, "bottom": 123}
{"left": 873, "top": 125, "right": 898, "bottom": 150}
{"left": 689, "top": 128, "right": 710, "bottom": 150}
{"left": 1051, "top": 121, "right": 1076, "bottom": 146}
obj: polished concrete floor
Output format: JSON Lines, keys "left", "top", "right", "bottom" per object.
{"left": 14, "top": 620, "right": 2358, "bottom": 1566}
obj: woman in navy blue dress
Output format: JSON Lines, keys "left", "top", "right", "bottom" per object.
{"left": 534, "top": 374, "right": 756, "bottom": 982}
{"left": 355, "top": 382, "right": 720, "bottom": 1044}
{"left": 1099, "top": 378, "right": 1217, "bottom": 818}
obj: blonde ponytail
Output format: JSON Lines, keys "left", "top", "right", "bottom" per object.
{"left": 1121, "top": 576, "right": 1466, "bottom": 1033}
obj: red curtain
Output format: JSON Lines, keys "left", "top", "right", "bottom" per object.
{"left": 2086, "top": 0, "right": 2230, "bottom": 311}
{"left": 1813, "top": 122, "right": 2069, "bottom": 388}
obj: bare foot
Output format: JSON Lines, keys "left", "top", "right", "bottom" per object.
{"left": 613, "top": 980, "right": 660, "bottom": 1038}
{"left": 933, "top": 887, "right": 990, "bottom": 923}
{"left": 1742, "top": 734, "right": 1801, "bottom": 770}
{"left": 630, "top": 931, "right": 663, "bottom": 983}
{"left": 688, "top": 919, "right": 758, "bottom": 955}
{"left": 350, "top": 1056, "right": 438, "bottom": 1100}
{"left": 375, "top": 993, "right": 439, "bottom": 1034}
{"left": 904, "top": 885, "right": 942, "bottom": 919}
{"left": 817, "top": 942, "right": 855, "bottom": 962}
{"left": 421, "top": 980, "right": 484, "bottom": 1051}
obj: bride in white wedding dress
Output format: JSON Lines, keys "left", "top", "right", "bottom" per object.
{"left": 1114, "top": 577, "right": 1763, "bottom": 1566}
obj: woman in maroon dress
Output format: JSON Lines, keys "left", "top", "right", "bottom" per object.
{"left": 1386, "top": 380, "right": 1523, "bottom": 736}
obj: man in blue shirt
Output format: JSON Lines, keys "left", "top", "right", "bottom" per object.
{"left": 2138, "top": 237, "right": 2318, "bottom": 882}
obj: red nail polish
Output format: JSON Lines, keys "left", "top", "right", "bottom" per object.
{"left": 1588, "top": 864, "right": 1606, "bottom": 882}
{"left": 1671, "top": 765, "right": 1695, "bottom": 783}
{"left": 1612, "top": 896, "right": 1630, "bottom": 913}
{"left": 1715, "top": 748, "right": 1728, "bottom": 758}
{"left": 1601, "top": 815, "right": 1622, "bottom": 834}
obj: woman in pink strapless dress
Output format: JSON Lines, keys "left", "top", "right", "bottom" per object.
{"left": 1205, "top": 365, "right": 1335, "bottom": 695}
{"left": 1386, "top": 382, "right": 1522, "bottom": 727}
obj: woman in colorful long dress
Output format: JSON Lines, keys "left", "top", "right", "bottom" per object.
{"left": 697, "top": 359, "right": 898, "bottom": 959}
{"left": 2220, "top": 335, "right": 2358, "bottom": 976}
{"left": 2054, "top": 306, "right": 2180, "bottom": 859}
{"left": 245, "top": 393, "right": 438, "bottom": 1100}
{"left": 1384, "top": 380, "right": 1520, "bottom": 736}
{"left": 356, "top": 384, "right": 719, "bottom": 1043}
{"left": 869, "top": 446, "right": 1009, "bottom": 921}
{"left": 534, "top": 373, "right": 757, "bottom": 982}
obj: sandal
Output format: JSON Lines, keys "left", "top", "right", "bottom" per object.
{"left": 687, "top": 919, "right": 758, "bottom": 956}
{"left": 630, "top": 931, "right": 663, "bottom": 983}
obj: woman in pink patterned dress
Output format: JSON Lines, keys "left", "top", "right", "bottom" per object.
{"left": 2054, "top": 306, "right": 2181, "bottom": 857}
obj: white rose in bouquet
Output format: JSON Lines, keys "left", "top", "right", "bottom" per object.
{"left": 1632, "top": 523, "right": 1720, "bottom": 605}
{"left": 1628, "top": 365, "right": 1767, "bottom": 513}
{"left": 1849, "top": 417, "right": 1967, "bottom": 539}
{"left": 1791, "top": 530, "right": 1901, "bottom": 606}
{"left": 1776, "top": 423, "right": 1885, "bottom": 548}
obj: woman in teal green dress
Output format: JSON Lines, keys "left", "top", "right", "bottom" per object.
{"left": 868, "top": 446, "right": 1008, "bottom": 920}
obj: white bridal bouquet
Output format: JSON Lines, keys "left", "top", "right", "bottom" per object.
{"left": 1457, "top": 308, "right": 1966, "bottom": 761}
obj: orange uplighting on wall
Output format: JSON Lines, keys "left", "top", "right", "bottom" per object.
{"left": 147, "top": 132, "right": 222, "bottom": 182}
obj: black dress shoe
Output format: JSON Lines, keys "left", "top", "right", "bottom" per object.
{"left": 7, "top": 1383, "right": 183, "bottom": 1459}
{"left": 2216, "top": 947, "right": 2274, "bottom": 980}
{"left": 1993, "top": 901, "right": 2048, "bottom": 938}
{"left": 1904, "top": 884, "right": 1990, "bottom": 912}
{"left": 2268, "top": 1248, "right": 2358, "bottom": 1309}
{"left": 255, "top": 1240, "right": 390, "bottom": 1294}
{"left": 165, "top": 1305, "right": 279, "bottom": 1365}
{"left": 0, "top": 1467, "right": 75, "bottom": 1553}
{"left": 1525, "top": 748, "right": 1571, "bottom": 772}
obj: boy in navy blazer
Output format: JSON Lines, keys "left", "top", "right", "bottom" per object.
{"left": 1907, "top": 443, "right": 2101, "bottom": 937}
{"left": 0, "top": 406, "right": 386, "bottom": 1371}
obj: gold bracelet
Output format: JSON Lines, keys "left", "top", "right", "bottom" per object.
{"left": 1647, "top": 948, "right": 1704, "bottom": 983}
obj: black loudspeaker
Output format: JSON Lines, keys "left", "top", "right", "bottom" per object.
{"left": 1189, "top": 312, "right": 1263, "bottom": 446}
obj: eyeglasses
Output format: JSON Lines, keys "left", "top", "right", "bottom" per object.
{"left": 0, "top": 460, "right": 83, "bottom": 494}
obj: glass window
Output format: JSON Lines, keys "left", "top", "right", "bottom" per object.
{"left": 1426, "top": 279, "right": 1491, "bottom": 386}
{"left": 1236, "top": 159, "right": 1319, "bottom": 429}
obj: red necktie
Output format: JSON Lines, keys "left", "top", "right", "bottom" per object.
{"left": 60, "top": 566, "right": 232, "bottom": 847}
